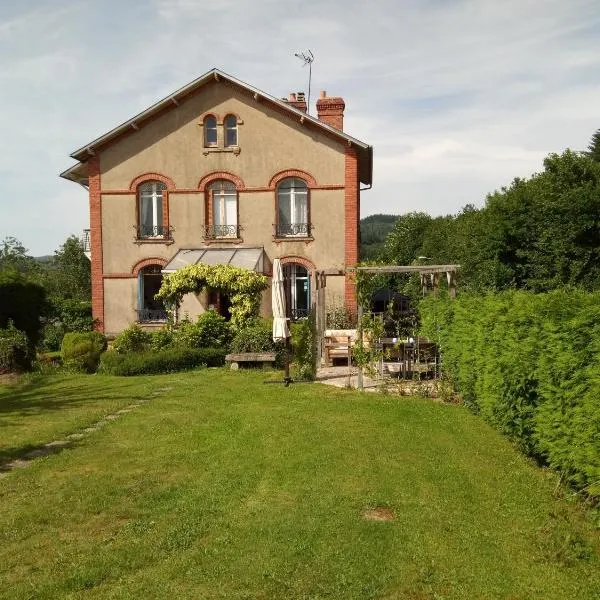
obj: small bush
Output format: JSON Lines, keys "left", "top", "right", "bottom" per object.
{"left": 173, "top": 311, "right": 232, "bottom": 349}
{"left": 230, "top": 318, "right": 284, "bottom": 367}
{"left": 326, "top": 304, "right": 357, "bottom": 329}
{"left": 113, "top": 324, "right": 152, "bottom": 354}
{"left": 150, "top": 327, "right": 174, "bottom": 351}
{"left": 0, "top": 320, "right": 30, "bottom": 373}
{"left": 61, "top": 331, "right": 107, "bottom": 373}
{"left": 99, "top": 347, "right": 226, "bottom": 376}
{"left": 290, "top": 316, "right": 316, "bottom": 380}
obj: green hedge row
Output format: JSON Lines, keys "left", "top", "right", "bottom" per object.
{"left": 420, "top": 289, "right": 600, "bottom": 498}
{"left": 99, "top": 347, "right": 226, "bottom": 376}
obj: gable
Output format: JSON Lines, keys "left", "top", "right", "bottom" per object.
{"left": 60, "top": 69, "right": 372, "bottom": 187}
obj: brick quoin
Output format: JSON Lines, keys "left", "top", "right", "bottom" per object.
{"left": 344, "top": 146, "right": 359, "bottom": 314}
{"left": 88, "top": 156, "right": 104, "bottom": 331}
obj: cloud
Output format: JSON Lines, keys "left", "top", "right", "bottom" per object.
{"left": 1, "top": 0, "right": 600, "bottom": 253}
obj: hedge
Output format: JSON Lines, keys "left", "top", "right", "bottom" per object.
{"left": 61, "top": 331, "right": 108, "bottom": 373}
{"left": 420, "top": 289, "right": 600, "bottom": 498}
{"left": 99, "top": 347, "right": 226, "bottom": 376}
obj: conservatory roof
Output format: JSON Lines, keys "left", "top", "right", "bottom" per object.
{"left": 162, "top": 247, "right": 269, "bottom": 274}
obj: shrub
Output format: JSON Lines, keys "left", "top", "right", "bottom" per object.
{"left": 99, "top": 347, "right": 226, "bottom": 376}
{"left": 290, "top": 315, "right": 316, "bottom": 380}
{"left": 113, "top": 324, "right": 152, "bottom": 354}
{"left": 172, "top": 310, "right": 232, "bottom": 349}
{"left": 61, "top": 331, "right": 108, "bottom": 373}
{"left": 420, "top": 290, "right": 600, "bottom": 499}
{"left": 0, "top": 272, "right": 47, "bottom": 351}
{"left": 0, "top": 321, "right": 30, "bottom": 373}
{"left": 150, "top": 327, "right": 174, "bottom": 351}
{"left": 326, "top": 304, "right": 357, "bottom": 329}
{"left": 230, "top": 319, "right": 284, "bottom": 366}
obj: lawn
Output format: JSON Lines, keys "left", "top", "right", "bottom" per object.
{"left": 1, "top": 370, "right": 599, "bottom": 599}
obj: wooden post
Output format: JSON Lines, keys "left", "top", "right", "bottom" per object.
{"left": 346, "top": 335, "right": 352, "bottom": 388}
{"left": 357, "top": 303, "right": 363, "bottom": 391}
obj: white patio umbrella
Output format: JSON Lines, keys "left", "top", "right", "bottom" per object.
{"left": 272, "top": 258, "right": 291, "bottom": 382}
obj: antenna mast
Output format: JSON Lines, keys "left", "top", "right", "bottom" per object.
{"left": 294, "top": 50, "right": 314, "bottom": 114}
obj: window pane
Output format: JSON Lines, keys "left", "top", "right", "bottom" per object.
{"left": 226, "top": 128, "right": 237, "bottom": 146}
{"left": 205, "top": 116, "right": 217, "bottom": 145}
{"left": 278, "top": 193, "right": 291, "bottom": 227}
{"left": 212, "top": 193, "right": 223, "bottom": 226}
{"left": 225, "top": 195, "right": 237, "bottom": 226}
{"left": 141, "top": 196, "right": 153, "bottom": 227}
{"left": 294, "top": 193, "right": 307, "bottom": 223}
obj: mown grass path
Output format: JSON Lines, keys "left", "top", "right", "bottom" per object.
{"left": 1, "top": 370, "right": 599, "bottom": 599}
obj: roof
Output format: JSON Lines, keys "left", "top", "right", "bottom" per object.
{"left": 162, "top": 247, "right": 269, "bottom": 274}
{"left": 60, "top": 68, "right": 373, "bottom": 187}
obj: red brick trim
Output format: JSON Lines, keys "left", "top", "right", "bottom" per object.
{"left": 103, "top": 273, "right": 136, "bottom": 279}
{"left": 129, "top": 172, "right": 175, "bottom": 191}
{"left": 131, "top": 257, "right": 168, "bottom": 276}
{"left": 269, "top": 169, "right": 317, "bottom": 189}
{"left": 279, "top": 255, "right": 316, "bottom": 272}
{"left": 198, "top": 171, "right": 245, "bottom": 191}
{"left": 89, "top": 156, "right": 104, "bottom": 331}
{"left": 344, "top": 146, "right": 359, "bottom": 313}
{"left": 102, "top": 185, "right": 343, "bottom": 195}
{"left": 200, "top": 112, "right": 221, "bottom": 125}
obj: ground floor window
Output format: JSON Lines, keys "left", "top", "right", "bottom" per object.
{"left": 137, "top": 265, "right": 167, "bottom": 322}
{"left": 207, "top": 289, "right": 232, "bottom": 321}
{"left": 283, "top": 263, "right": 310, "bottom": 321}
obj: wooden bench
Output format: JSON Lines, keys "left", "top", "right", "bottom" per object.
{"left": 225, "top": 352, "right": 276, "bottom": 370}
{"left": 323, "top": 329, "right": 357, "bottom": 366}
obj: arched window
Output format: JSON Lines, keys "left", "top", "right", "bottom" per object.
{"left": 206, "top": 180, "right": 239, "bottom": 239}
{"left": 224, "top": 115, "right": 238, "bottom": 147}
{"left": 138, "top": 181, "right": 167, "bottom": 238}
{"left": 283, "top": 263, "right": 311, "bottom": 320}
{"left": 204, "top": 115, "right": 218, "bottom": 147}
{"left": 276, "top": 178, "right": 309, "bottom": 237}
{"left": 137, "top": 265, "right": 167, "bottom": 322}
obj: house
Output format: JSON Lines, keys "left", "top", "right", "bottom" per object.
{"left": 61, "top": 68, "right": 373, "bottom": 337}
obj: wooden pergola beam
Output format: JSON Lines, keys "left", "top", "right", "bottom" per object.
{"left": 351, "top": 265, "right": 460, "bottom": 274}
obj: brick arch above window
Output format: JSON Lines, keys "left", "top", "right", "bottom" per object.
{"left": 198, "top": 171, "right": 245, "bottom": 191}
{"left": 269, "top": 169, "right": 317, "bottom": 190}
{"left": 131, "top": 257, "right": 168, "bottom": 276}
{"left": 200, "top": 112, "right": 221, "bottom": 125}
{"left": 279, "top": 255, "right": 316, "bottom": 272}
{"left": 129, "top": 173, "right": 175, "bottom": 191}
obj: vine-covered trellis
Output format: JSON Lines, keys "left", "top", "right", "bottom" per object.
{"left": 156, "top": 264, "right": 268, "bottom": 328}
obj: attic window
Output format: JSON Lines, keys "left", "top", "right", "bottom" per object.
{"left": 204, "top": 115, "right": 217, "bottom": 147}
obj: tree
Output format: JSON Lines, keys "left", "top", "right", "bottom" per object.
{"left": 584, "top": 128, "right": 600, "bottom": 162}
{"left": 0, "top": 237, "right": 38, "bottom": 276}
{"left": 49, "top": 235, "right": 91, "bottom": 300}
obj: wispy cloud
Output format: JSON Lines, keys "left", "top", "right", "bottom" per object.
{"left": 1, "top": 0, "right": 600, "bottom": 253}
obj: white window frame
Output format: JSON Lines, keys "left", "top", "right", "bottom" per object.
{"left": 209, "top": 180, "right": 238, "bottom": 238}
{"left": 204, "top": 115, "right": 218, "bottom": 147}
{"left": 138, "top": 181, "right": 166, "bottom": 238}
{"left": 224, "top": 115, "right": 238, "bottom": 147}
{"left": 277, "top": 178, "right": 308, "bottom": 237}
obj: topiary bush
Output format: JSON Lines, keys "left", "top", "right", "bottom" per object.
{"left": 172, "top": 310, "right": 232, "bottom": 349}
{"left": 61, "top": 331, "right": 107, "bottom": 373}
{"left": 113, "top": 324, "right": 152, "bottom": 354}
{"left": 99, "top": 347, "right": 226, "bottom": 375}
{"left": 0, "top": 320, "right": 30, "bottom": 373}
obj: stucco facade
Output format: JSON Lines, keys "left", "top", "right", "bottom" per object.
{"left": 61, "top": 69, "right": 372, "bottom": 337}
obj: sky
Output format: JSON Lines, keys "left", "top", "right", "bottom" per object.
{"left": 1, "top": 0, "right": 600, "bottom": 255}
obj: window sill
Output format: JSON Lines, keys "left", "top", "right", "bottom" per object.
{"left": 202, "top": 146, "right": 241, "bottom": 156}
{"left": 203, "top": 237, "right": 244, "bottom": 244}
{"left": 273, "top": 236, "right": 314, "bottom": 244}
{"left": 135, "top": 238, "right": 175, "bottom": 245}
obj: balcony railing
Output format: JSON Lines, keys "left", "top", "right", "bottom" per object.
{"left": 203, "top": 224, "right": 241, "bottom": 239}
{"left": 274, "top": 223, "right": 312, "bottom": 238}
{"left": 289, "top": 308, "right": 310, "bottom": 321}
{"left": 137, "top": 308, "right": 168, "bottom": 323}
{"left": 135, "top": 224, "right": 174, "bottom": 240}
{"left": 81, "top": 229, "right": 91, "bottom": 253}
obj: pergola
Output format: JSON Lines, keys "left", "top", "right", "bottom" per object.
{"left": 312, "top": 264, "right": 460, "bottom": 389}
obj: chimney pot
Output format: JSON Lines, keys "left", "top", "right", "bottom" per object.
{"left": 320, "top": 90, "right": 327, "bottom": 99}
{"left": 288, "top": 92, "right": 297, "bottom": 101}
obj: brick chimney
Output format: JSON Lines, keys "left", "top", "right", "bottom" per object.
{"left": 282, "top": 91, "right": 307, "bottom": 113}
{"left": 316, "top": 90, "right": 345, "bottom": 131}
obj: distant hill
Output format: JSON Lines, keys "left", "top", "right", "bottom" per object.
{"left": 360, "top": 214, "right": 399, "bottom": 260}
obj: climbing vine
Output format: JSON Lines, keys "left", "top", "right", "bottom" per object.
{"left": 156, "top": 264, "right": 268, "bottom": 328}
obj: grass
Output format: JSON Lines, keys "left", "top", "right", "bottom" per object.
{"left": 0, "top": 369, "right": 599, "bottom": 599}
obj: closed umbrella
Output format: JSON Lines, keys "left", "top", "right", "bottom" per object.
{"left": 272, "top": 259, "right": 291, "bottom": 383}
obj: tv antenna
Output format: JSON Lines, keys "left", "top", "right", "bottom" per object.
{"left": 294, "top": 49, "right": 314, "bottom": 114}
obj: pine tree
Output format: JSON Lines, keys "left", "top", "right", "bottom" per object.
{"left": 585, "top": 128, "right": 600, "bottom": 162}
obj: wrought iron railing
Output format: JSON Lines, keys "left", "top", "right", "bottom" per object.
{"left": 289, "top": 308, "right": 310, "bottom": 321}
{"left": 275, "top": 223, "right": 311, "bottom": 238}
{"left": 137, "top": 309, "right": 168, "bottom": 322}
{"left": 81, "top": 229, "right": 90, "bottom": 253}
{"left": 135, "top": 225, "right": 173, "bottom": 240}
{"left": 203, "top": 224, "right": 241, "bottom": 239}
